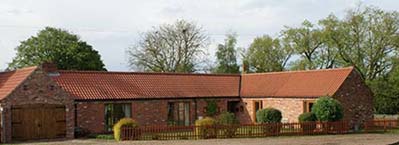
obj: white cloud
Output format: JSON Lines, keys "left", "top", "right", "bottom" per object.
{"left": 0, "top": 0, "right": 397, "bottom": 71}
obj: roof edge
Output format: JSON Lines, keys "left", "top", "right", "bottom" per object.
{"left": 57, "top": 70, "right": 241, "bottom": 77}
{"left": 243, "top": 67, "right": 354, "bottom": 76}
{"left": 0, "top": 66, "right": 38, "bottom": 101}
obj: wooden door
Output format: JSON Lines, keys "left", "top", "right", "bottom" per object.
{"left": 11, "top": 104, "right": 66, "bottom": 141}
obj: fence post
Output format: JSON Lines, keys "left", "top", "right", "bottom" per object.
{"left": 384, "top": 119, "right": 387, "bottom": 132}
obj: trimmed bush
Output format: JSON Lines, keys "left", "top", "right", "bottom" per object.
{"left": 256, "top": 108, "right": 282, "bottom": 135}
{"left": 195, "top": 117, "right": 217, "bottom": 139}
{"left": 312, "top": 97, "right": 344, "bottom": 122}
{"left": 256, "top": 108, "right": 282, "bottom": 123}
{"left": 217, "top": 112, "right": 239, "bottom": 137}
{"left": 299, "top": 112, "right": 317, "bottom": 122}
{"left": 298, "top": 112, "right": 317, "bottom": 132}
{"left": 113, "top": 118, "right": 139, "bottom": 141}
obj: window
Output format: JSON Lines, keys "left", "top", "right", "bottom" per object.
{"left": 105, "top": 103, "right": 131, "bottom": 132}
{"left": 253, "top": 100, "right": 263, "bottom": 121}
{"left": 227, "top": 101, "right": 240, "bottom": 113}
{"left": 254, "top": 101, "right": 263, "bottom": 112}
{"left": 167, "top": 102, "right": 190, "bottom": 126}
{"left": 304, "top": 101, "right": 314, "bottom": 113}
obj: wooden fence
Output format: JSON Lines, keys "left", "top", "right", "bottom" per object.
{"left": 121, "top": 121, "right": 352, "bottom": 140}
{"left": 364, "top": 119, "right": 398, "bottom": 132}
{"left": 120, "top": 119, "right": 398, "bottom": 141}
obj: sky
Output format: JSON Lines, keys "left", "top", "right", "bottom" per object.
{"left": 0, "top": 0, "right": 397, "bottom": 71}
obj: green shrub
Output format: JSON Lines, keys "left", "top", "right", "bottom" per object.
{"left": 256, "top": 108, "right": 282, "bottom": 135}
{"left": 299, "top": 112, "right": 317, "bottom": 122}
{"left": 298, "top": 112, "right": 317, "bottom": 132}
{"left": 256, "top": 108, "right": 282, "bottom": 123}
{"left": 195, "top": 117, "right": 217, "bottom": 139}
{"left": 113, "top": 118, "right": 139, "bottom": 141}
{"left": 205, "top": 100, "right": 218, "bottom": 116}
{"left": 88, "top": 134, "right": 114, "bottom": 140}
{"left": 312, "top": 97, "right": 344, "bottom": 122}
{"left": 217, "top": 112, "right": 239, "bottom": 125}
{"left": 217, "top": 112, "right": 239, "bottom": 137}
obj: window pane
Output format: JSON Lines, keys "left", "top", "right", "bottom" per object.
{"left": 308, "top": 103, "right": 314, "bottom": 112}
{"left": 104, "top": 104, "right": 113, "bottom": 131}
{"left": 167, "top": 102, "right": 175, "bottom": 124}
{"left": 178, "top": 103, "right": 184, "bottom": 125}
{"left": 104, "top": 103, "right": 132, "bottom": 132}
{"left": 124, "top": 104, "right": 131, "bottom": 118}
{"left": 184, "top": 103, "right": 190, "bottom": 126}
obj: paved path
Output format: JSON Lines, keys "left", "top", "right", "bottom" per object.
{"left": 11, "top": 133, "right": 399, "bottom": 145}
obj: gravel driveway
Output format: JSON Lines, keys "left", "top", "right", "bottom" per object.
{"left": 10, "top": 133, "right": 399, "bottom": 145}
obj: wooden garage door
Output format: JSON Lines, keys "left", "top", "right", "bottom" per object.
{"left": 11, "top": 104, "right": 66, "bottom": 141}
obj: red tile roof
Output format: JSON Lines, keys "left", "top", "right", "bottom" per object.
{"left": 240, "top": 67, "right": 354, "bottom": 97}
{"left": 0, "top": 66, "right": 37, "bottom": 100}
{"left": 51, "top": 71, "right": 241, "bottom": 100}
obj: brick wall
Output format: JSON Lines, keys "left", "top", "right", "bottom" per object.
{"left": 131, "top": 100, "right": 169, "bottom": 126}
{"left": 76, "top": 102, "right": 105, "bottom": 134}
{"left": 240, "top": 98, "right": 316, "bottom": 123}
{"left": 333, "top": 70, "right": 374, "bottom": 127}
{"left": 75, "top": 98, "right": 241, "bottom": 133}
{"left": 0, "top": 68, "right": 74, "bottom": 143}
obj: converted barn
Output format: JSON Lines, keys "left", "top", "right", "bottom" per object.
{"left": 0, "top": 63, "right": 373, "bottom": 142}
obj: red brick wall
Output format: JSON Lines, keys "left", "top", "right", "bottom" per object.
{"left": 333, "top": 70, "right": 374, "bottom": 127}
{"left": 131, "top": 100, "right": 169, "bottom": 126}
{"left": 75, "top": 98, "right": 241, "bottom": 133}
{"left": 238, "top": 71, "right": 373, "bottom": 125}
{"left": 76, "top": 102, "right": 105, "bottom": 134}
{"left": 0, "top": 68, "right": 74, "bottom": 143}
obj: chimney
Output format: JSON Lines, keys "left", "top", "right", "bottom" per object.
{"left": 41, "top": 62, "right": 58, "bottom": 73}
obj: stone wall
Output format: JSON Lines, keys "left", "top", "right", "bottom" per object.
{"left": 0, "top": 67, "right": 74, "bottom": 143}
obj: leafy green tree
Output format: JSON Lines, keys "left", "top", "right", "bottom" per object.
{"left": 368, "top": 62, "right": 399, "bottom": 114}
{"left": 127, "top": 20, "right": 209, "bottom": 72}
{"left": 8, "top": 27, "right": 106, "bottom": 71}
{"left": 320, "top": 7, "right": 399, "bottom": 80}
{"left": 243, "top": 35, "right": 292, "bottom": 73}
{"left": 214, "top": 33, "right": 240, "bottom": 74}
{"left": 282, "top": 20, "right": 326, "bottom": 70}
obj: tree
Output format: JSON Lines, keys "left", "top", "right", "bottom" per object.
{"left": 320, "top": 6, "right": 399, "bottom": 80}
{"left": 282, "top": 20, "right": 326, "bottom": 70}
{"left": 368, "top": 60, "right": 399, "bottom": 114}
{"left": 243, "top": 35, "right": 292, "bottom": 73}
{"left": 127, "top": 20, "right": 210, "bottom": 72}
{"left": 214, "top": 33, "right": 240, "bottom": 74}
{"left": 8, "top": 27, "right": 106, "bottom": 71}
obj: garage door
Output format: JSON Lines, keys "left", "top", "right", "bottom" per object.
{"left": 11, "top": 104, "right": 66, "bottom": 141}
